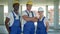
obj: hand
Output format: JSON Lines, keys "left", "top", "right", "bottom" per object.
{"left": 46, "top": 29, "right": 48, "bottom": 32}
{"left": 32, "top": 17, "right": 38, "bottom": 22}
{"left": 8, "top": 30, "right": 10, "bottom": 34}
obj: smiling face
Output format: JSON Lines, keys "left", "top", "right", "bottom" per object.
{"left": 38, "top": 11, "right": 44, "bottom": 17}
{"left": 26, "top": 4, "right": 32, "bottom": 11}
{"left": 13, "top": 3, "right": 19, "bottom": 11}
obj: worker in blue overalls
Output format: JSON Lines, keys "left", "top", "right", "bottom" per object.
{"left": 36, "top": 7, "right": 49, "bottom": 34}
{"left": 22, "top": 0, "right": 38, "bottom": 34}
{"left": 5, "top": 1, "right": 21, "bottom": 34}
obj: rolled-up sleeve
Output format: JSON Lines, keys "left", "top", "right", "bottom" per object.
{"left": 22, "top": 11, "right": 28, "bottom": 16}
{"left": 44, "top": 17, "right": 49, "bottom": 26}
{"left": 6, "top": 12, "right": 12, "bottom": 19}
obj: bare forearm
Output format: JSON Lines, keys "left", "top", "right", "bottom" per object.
{"left": 24, "top": 17, "right": 34, "bottom": 21}
{"left": 22, "top": 16, "right": 32, "bottom": 21}
{"left": 46, "top": 21, "right": 49, "bottom": 32}
{"left": 46, "top": 26, "right": 49, "bottom": 32}
{"left": 5, "top": 24, "right": 10, "bottom": 32}
{"left": 31, "top": 17, "right": 38, "bottom": 22}
{"left": 5, "top": 17, "right": 10, "bottom": 32}
{"left": 22, "top": 16, "right": 38, "bottom": 22}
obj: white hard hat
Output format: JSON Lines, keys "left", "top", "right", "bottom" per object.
{"left": 38, "top": 7, "right": 44, "bottom": 12}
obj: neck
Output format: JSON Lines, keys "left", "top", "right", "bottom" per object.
{"left": 27, "top": 9, "right": 31, "bottom": 11}
{"left": 14, "top": 10, "right": 18, "bottom": 15}
{"left": 39, "top": 15, "right": 43, "bottom": 19}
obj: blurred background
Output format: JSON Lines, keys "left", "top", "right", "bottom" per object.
{"left": 0, "top": 0, "right": 60, "bottom": 34}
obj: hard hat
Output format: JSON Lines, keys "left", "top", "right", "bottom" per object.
{"left": 26, "top": 0, "right": 33, "bottom": 5}
{"left": 13, "top": 0, "right": 19, "bottom": 4}
{"left": 38, "top": 7, "right": 44, "bottom": 12}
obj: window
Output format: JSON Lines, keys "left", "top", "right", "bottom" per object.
{"left": 4, "top": 5, "right": 8, "bottom": 21}
{"left": 48, "top": 6, "right": 54, "bottom": 26}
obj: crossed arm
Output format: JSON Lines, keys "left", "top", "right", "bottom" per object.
{"left": 22, "top": 15, "right": 38, "bottom": 22}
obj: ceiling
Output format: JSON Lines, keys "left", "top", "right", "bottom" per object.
{"left": 0, "top": 0, "right": 7, "bottom": 5}
{"left": 20, "top": 0, "right": 54, "bottom": 5}
{"left": 0, "top": 0, "right": 60, "bottom": 6}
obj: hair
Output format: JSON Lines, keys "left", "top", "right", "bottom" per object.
{"left": 13, "top": 3, "right": 19, "bottom": 8}
{"left": 26, "top": 4, "right": 29, "bottom": 6}
{"left": 26, "top": 4, "right": 32, "bottom": 6}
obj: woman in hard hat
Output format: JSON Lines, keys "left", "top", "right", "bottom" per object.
{"left": 36, "top": 7, "right": 49, "bottom": 34}
{"left": 22, "top": 0, "right": 38, "bottom": 34}
{"left": 5, "top": 1, "right": 21, "bottom": 34}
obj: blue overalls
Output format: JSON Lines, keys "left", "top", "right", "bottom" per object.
{"left": 23, "top": 11, "right": 35, "bottom": 34}
{"left": 9, "top": 12, "right": 21, "bottom": 34}
{"left": 36, "top": 17, "right": 47, "bottom": 34}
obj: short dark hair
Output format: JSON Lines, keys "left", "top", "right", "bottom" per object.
{"left": 13, "top": 3, "right": 19, "bottom": 8}
{"left": 26, "top": 4, "right": 32, "bottom": 7}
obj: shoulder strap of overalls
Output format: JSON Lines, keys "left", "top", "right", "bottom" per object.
{"left": 25, "top": 10, "right": 34, "bottom": 17}
{"left": 12, "top": 12, "right": 16, "bottom": 19}
{"left": 12, "top": 11, "right": 20, "bottom": 19}
{"left": 31, "top": 11, "right": 34, "bottom": 17}
{"left": 19, "top": 15, "right": 20, "bottom": 21}
{"left": 25, "top": 10, "right": 29, "bottom": 16}
{"left": 42, "top": 17, "right": 45, "bottom": 22}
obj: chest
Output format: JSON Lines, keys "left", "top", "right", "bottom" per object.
{"left": 25, "top": 11, "right": 34, "bottom": 17}
{"left": 12, "top": 12, "right": 20, "bottom": 20}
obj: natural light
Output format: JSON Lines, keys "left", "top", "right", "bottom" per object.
{"left": 4, "top": 5, "right": 8, "bottom": 13}
{"left": 4, "top": 5, "right": 60, "bottom": 25}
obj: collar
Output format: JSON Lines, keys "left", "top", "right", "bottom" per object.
{"left": 39, "top": 16, "right": 45, "bottom": 21}
{"left": 13, "top": 11, "right": 19, "bottom": 16}
{"left": 26, "top": 10, "right": 32, "bottom": 13}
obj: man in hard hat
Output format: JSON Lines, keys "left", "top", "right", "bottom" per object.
{"left": 5, "top": 1, "right": 21, "bottom": 34}
{"left": 36, "top": 7, "right": 49, "bottom": 34}
{"left": 22, "top": 0, "right": 38, "bottom": 34}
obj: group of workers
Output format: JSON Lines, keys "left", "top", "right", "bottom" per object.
{"left": 5, "top": 0, "right": 49, "bottom": 34}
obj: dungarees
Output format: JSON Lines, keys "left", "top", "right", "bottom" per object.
{"left": 23, "top": 11, "right": 35, "bottom": 34}
{"left": 9, "top": 12, "right": 21, "bottom": 34}
{"left": 36, "top": 17, "right": 47, "bottom": 34}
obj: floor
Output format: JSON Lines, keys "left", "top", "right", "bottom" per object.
{"left": 0, "top": 25, "right": 60, "bottom": 34}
